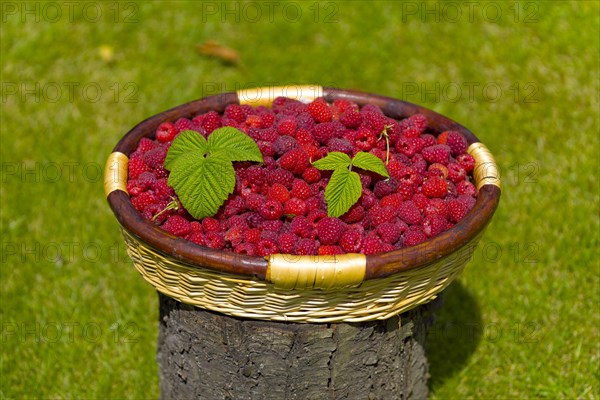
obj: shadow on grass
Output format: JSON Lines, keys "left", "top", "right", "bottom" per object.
{"left": 427, "top": 281, "right": 482, "bottom": 391}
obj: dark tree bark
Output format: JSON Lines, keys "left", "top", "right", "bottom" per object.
{"left": 157, "top": 292, "right": 441, "bottom": 400}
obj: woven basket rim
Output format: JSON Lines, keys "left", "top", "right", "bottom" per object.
{"left": 105, "top": 86, "right": 501, "bottom": 282}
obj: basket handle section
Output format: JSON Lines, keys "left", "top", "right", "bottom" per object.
{"left": 266, "top": 254, "right": 366, "bottom": 290}
{"left": 467, "top": 143, "right": 502, "bottom": 190}
{"left": 237, "top": 85, "right": 323, "bottom": 106}
{"left": 104, "top": 152, "right": 129, "bottom": 197}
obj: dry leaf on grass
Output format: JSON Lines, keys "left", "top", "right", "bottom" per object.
{"left": 196, "top": 41, "right": 240, "bottom": 65}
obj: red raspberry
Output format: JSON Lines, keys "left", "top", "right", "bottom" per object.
{"left": 258, "top": 141, "right": 275, "bottom": 157}
{"left": 411, "top": 153, "right": 428, "bottom": 174}
{"left": 257, "top": 239, "right": 278, "bottom": 257}
{"left": 137, "top": 137, "right": 157, "bottom": 153}
{"left": 267, "top": 168, "right": 294, "bottom": 189}
{"left": 339, "top": 109, "right": 363, "bottom": 129}
{"left": 421, "top": 134, "right": 437, "bottom": 148}
{"left": 352, "top": 127, "right": 377, "bottom": 151}
{"left": 202, "top": 217, "right": 221, "bottom": 232}
{"left": 373, "top": 178, "right": 399, "bottom": 198}
{"left": 261, "top": 220, "right": 283, "bottom": 233}
{"left": 174, "top": 118, "right": 194, "bottom": 132}
{"left": 190, "top": 221, "right": 203, "bottom": 232}
{"left": 290, "top": 216, "right": 313, "bottom": 238}
{"left": 245, "top": 165, "right": 267, "bottom": 185}
{"left": 444, "top": 131, "right": 468, "bottom": 156}
{"left": 428, "top": 163, "right": 448, "bottom": 179}
{"left": 457, "top": 153, "right": 476, "bottom": 172}
{"left": 313, "top": 122, "right": 339, "bottom": 145}
{"left": 273, "top": 135, "right": 298, "bottom": 156}
{"left": 399, "top": 114, "right": 428, "bottom": 138}
{"left": 327, "top": 138, "right": 354, "bottom": 155}
{"left": 339, "top": 229, "right": 363, "bottom": 253}
{"left": 225, "top": 226, "right": 244, "bottom": 247}
{"left": 245, "top": 115, "right": 263, "bottom": 129}
{"left": 447, "top": 163, "right": 467, "bottom": 183}
{"left": 245, "top": 193, "right": 265, "bottom": 212}
{"left": 360, "top": 190, "right": 378, "bottom": 209}
{"left": 376, "top": 222, "right": 402, "bottom": 244}
{"left": 277, "top": 232, "right": 297, "bottom": 253}
{"left": 395, "top": 137, "right": 421, "bottom": 157}
{"left": 368, "top": 205, "right": 397, "bottom": 225}
{"left": 128, "top": 158, "right": 150, "bottom": 180}
{"left": 398, "top": 201, "right": 423, "bottom": 225}
{"left": 403, "top": 229, "right": 427, "bottom": 247}
{"left": 291, "top": 180, "right": 311, "bottom": 200}
{"left": 259, "top": 200, "right": 284, "bottom": 220}
{"left": 284, "top": 198, "right": 308, "bottom": 217}
{"left": 234, "top": 243, "right": 257, "bottom": 256}
{"left": 422, "top": 145, "right": 451, "bottom": 165}
{"left": 136, "top": 171, "right": 157, "bottom": 191}
{"left": 317, "top": 245, "right": 344, "bottom": 255}
{"left": 362, "top": 109, "right": 387, "bottom": 135}
{"left": 279, "top": 148, "right": 310, "bottom": 175}
{"left": 276, "top": 117, "right": 298, "bottom": 136}
{"left": 243, "top": 228, "right": 261, "bottom": 244}
{"left": 422, "top": 176, "right": 448, "bottom": 198}
{"left": 315, "top": 217, "right": 346, "bottom": 245}
{"left": 305, "top": 196, "right": 322, "bottom": 212}
{"left": 447, "top": 195, "right": 476, "bottom": 223}
{"left": 456, "top": 180, "right": 478, "bottom": 197}
{"left": 296, "top": 127, "right": 316, "bottom": 146}
{"left": 256, "top": 107, "right": 275, "bottom": 128}
{"left": 341, "top": 203, "right": 365, "bottom": 223}
{"left": 307, "top": 98, "right": 332, "bottom": 123}
{"left": 302, "top": 167, "right": 321, "bottom": 184}
{"left": 306, "top": 209, "right": 327, "bottom": 227}
{"left": 255, "top": 127, "right": 278, "bottom": 142}
{"left": 424, "top": 198, "right": 449, "bottom": 218}
{"left": 156, "top": 122, "right": 178, "bottom": 143}
{"left": 412, "top": 193, "right": 430, "bottom": 212}
{"left": 143, "top": 146, "right": 168, "bottom": 169}
{"left": 188, "top": 231, "right": 207, "bottom": 246}
{"left": 381, "top": 193, "right": 405, "bottom": 208}
{"left": 437, "top": 131, "right": 448, "bottom": 144}
{"left": 200, "top": 111, "right": 222, "bottom": 134}
{"left": 295, "top": 238, "right": 319, "bottom": 255}
{"left": 162, "top": 215, "right": 191, "bottom": 237}
{"left": 131, "top": 191, "right": 158, "bottom": 212}
{"left": 422, "top": 214, "right": 448, "bottom": 238}
{"left": 205, "top": 231, "right": 226, "bottom": 249}
{"left": 362, "top": 235, "right": 383, "bottom": 255}
{"left": 333, "top": 99, "right": 355, "bottom": 114}
{"left": 224, "top": 104, "right": 247, "bottom": 123}
{"left": 267, "top": 183, "right": 290, "bottom": 203}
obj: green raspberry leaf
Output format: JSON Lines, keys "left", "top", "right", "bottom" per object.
{"left": 312, "top": 152, "right": 351, "bottom": 171}
{"left": 324, "top": 168, "right": 362, "bottom": 218}
{"left": 207, "top": 127, "right": 263, "bottom": 163}
{"left": 352, "top": 152, "right": 390, "bottom": 178}
{"left": 164, "top": 130, "right": 207, "bottom": 171}
{"left": 167, "top": 152, "right": 235, "bottom": 219}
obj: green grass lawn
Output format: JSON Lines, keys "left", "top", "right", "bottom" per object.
{"left": 1, "top": 1, "right": 598, "bottom": 398}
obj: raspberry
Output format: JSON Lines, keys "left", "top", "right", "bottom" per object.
{"left": 201, "top": 111, "right": 222, "bottom": 134}
{"left": 428, "top": 163, "right": 448, "bottom": 179}
{"left": 224, "top": 104, "right": 247, "bottom": 123}
{"left": 258, "top": 141, "right": 275, "bottom": 157}
{"left": 398, "top": 201, "right": 423, "bottom": 225}
{"left": 162, "top": 215, "right": 191, "bottom": 237}
{"left": 376, "top": 222, "right": 402, "bottom": 244}
{"left": 339, "top": 109, "right": 363, "bottom": 129}
{"left": 276, "top": 117, "right": 298, "bottom": 136}
{"left": 424, "top": 198, "right": 449, "bottom": 218}
{"left": 295, "top": 238, "right": 319, "bottom": 255}
{"left": 444, "top": 131, "right": 468, "bottom": 156}
{"left": 243, "top": 228, "right": 262, "bottom": 244}
{"left": 297, "top": 112, "right": 316, "bottom": 130}
{"left": 234, "top": 243, "right": 257, "bottom": 256}
{"left": 313, "top": 122, "right": 338, "bottom": 145}
{"left": 245, "top": 165, "right": 267, "bottom": 186}
{"left": 291, "top": 180, "right": 311, "bottom": 200}
{"left": 305, "top": 196, "right": 322, "bottom": 212}
{"left": 267, "top": 183, "right": 290, "bottom": 203}
{"left": 381, "top": 193, "right": 405, "bottom": 208}
{"left": 403, "top": 229, "right": 427, "bottom": 247}
{"left": 137, "top": 171, "right": 157, "bottom": 190}
{"left": 421, "top": 134, "right": 437, "bottom": 148}
{"left": 143, "top": 146, "right": 168, "bottom": 169}
{"left": 368, "top": 205, "right": 397, "bottom": 225}
{"left": 315, "top": 217, "right": 346, "bottom": 245}
{"left": 318, "top": 245, "right": 344, "bottom": 255}
{"left": 360, "top": 190, "right": 378, "bottom": 210}
{"left": 307, "top": 98, "right": 332, "bottom": 123}
{"left": 306, "top": 209, "right": 328, "bottom": 227}
{"left": 279, "top": 148, "right": 310, "bottom": 175}
{"left": 225, "top": 226, "right": 244, "bottom": 247}
{"left": 188, "top": 231, "right": 207, "bottom": 246}
{"left": 327, "top": 138, "right": 354, "bottom": 155}
{"left": 267, "top": 168, "right": 294, "bottom": 188}
{"left": 205, "top": 231, "right": 225, "bottom": 249}
{"left": 457, "top": 153, "right": 476, "bottom": 172}
{"left": 156, "top": 122, "right": 178, "bottom": 143}
{"left": 295, "top": 127, "right": 316, "bottom": 146}
{"left": 131, "top": 191, "right": 158, "bottom": 212}
{"left": 277, "top": 232, "right": 297, "bottom": 253}
{"left": 128, "top": 158, "right": 150, "bottom": 180}
{"left": 412, "top": 193, "right": 430, "bottom": 212}
{"left": 373, "top": 178, "right": 398, "bottom": 198}
{"left": 245, "top": 193, "right": 265, "bottom": 212}
{"left": 399, "top": 114, "right": 428, "bottom": 138}
{"left": 447, "top": 163, "right": 467, "bottom": 183}
{"left": 302, "top": 167, "right": 321, "bottom": 183}
{"left": 411, "top": 154, "right": 428, "bottom": 174}
{"left": 422, "top": 214, "right": 448, "bottom": 238}
{"left": 392, "top": 165, "right": 421, "bottom": 188}
{"left": 447, "top": 195, "right": 476, "bottom": 223}
{"left": 352, "top": 127, "right": 377, "bottom": 151}
{"left": 422, "top": 145, "right": 451, "bottom": 165}
{"left": 174, "top": 118, "right": 194, "bottom": 132}
{"left": 290, "top": 216, "right": 313, "bottom": 238}
{"left": 395, "top": 137, "right": 421, "bottom": 157}
{"left": 202, "top": 217, "right": 221, "bottom": 232}
{"left": 257, "top": 239, "right": 279, "bottom": 256}
{"left": 422, "top": 176, "right": 448, "bottom": 198}
{"left": 362, "top": 109, "right": 387, "bottom": 135}
{"left": 256, "top": 127, "right": 279, "bottom": 142}
{"left": 190, "top": 221, "right": 203, "bottom": 232}
{"left": 333, "top": 99, "right": 355, "bottom": 114}
{"left": 284, "top": 197, "right": 308, "bottom": 217}
{"left": 362, "top": 235, "right": 383, "bottom": 255}
{"left": 244, "top": 212, "right": 265, "bottom": 228}
{"left": 437, "top": 131, "right": 448, "bottom": 144}
{"left": 341, "top": 203, "right": 365, "bottom": 223}
{"left": 339, "top": 229, "right": 363, "bottom": 253}
{"left": 273, "top": 135, "right": 298, "bottom": 156}
{"left": 456, "top": 180, "right": 478, "bottom": 197}
{"left": 259, "top": 200, "right": 284, "bottom": 220}
{"left": 138, "top": 137, "right": 157, "bottom": 153}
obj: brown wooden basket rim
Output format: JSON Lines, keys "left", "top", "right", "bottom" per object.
{"left": 106, "top": 86, "right": 501, "bottom": 281}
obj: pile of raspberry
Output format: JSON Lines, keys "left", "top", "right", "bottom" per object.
{"left": 126, "top": 97, "right": 478, "bottom": 256}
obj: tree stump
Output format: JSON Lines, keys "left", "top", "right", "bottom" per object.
{"left": 156, "top": 292, "right": 441, "bottom": 400}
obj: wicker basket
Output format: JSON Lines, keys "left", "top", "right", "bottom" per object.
{"left": 104, "top": 85, "right": 501, "bottom": 323}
